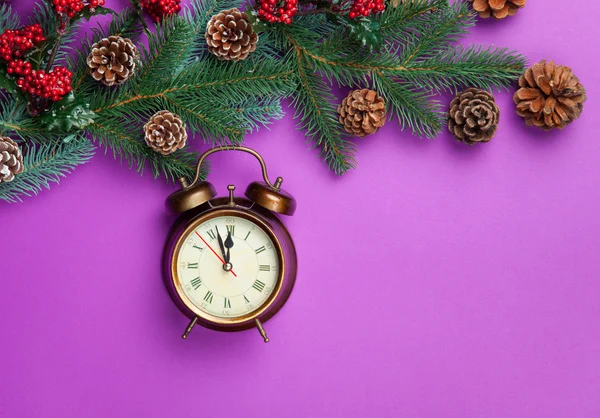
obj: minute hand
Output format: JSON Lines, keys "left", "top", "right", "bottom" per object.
{"left": 215, "top": 226, "right": 227, "bottom": 260}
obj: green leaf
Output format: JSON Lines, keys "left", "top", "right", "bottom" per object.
{"left": 38, "top": 93, "right": 96, "bottom": 132}
{"left": 0, "top": 68, "right": 21, "bottom": 96}
{"left": 73, "top": 6, "right": 116, "bottom": 22}
{"left": 342, "top": 17, "right": 383, "bottom": 52}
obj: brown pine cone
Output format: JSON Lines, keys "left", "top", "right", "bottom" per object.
{"left": 448, "top": 88, "right": 500, "bottom": 144}
{"left": 0, "top": 136, "right": 24, "bottom": 183}
{"left": 86, "top": 36, "right": 139, "bottom": 86}
{"left": 514, "top": 60, "right": 586, "bottom": 131}
{"left": 205, "top": 8, "right": 258, "bottom": 62}
{"left": 468, "top": 0, "right": 526, "bottom": 19}
{"left": 143, "top": 111, "right": 188, "bottom": 155}
{"left": 338, "top": 89, "right": 386, "bottom": 137}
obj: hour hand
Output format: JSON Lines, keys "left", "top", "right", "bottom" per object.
{"left": 215, "top": 226, "right": 227, "bottom": 261}
{"left": 224, "top": 230, "right": 234, "bottom": 263}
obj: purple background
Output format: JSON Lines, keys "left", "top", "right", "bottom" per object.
{"left": 2, "top": 1, "right": 599, "bottom": 417}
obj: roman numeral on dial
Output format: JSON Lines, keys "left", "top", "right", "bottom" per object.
{"left": 192, "top": 244, "right": 203, "bottom": 251}
{"left": 244, "top": 231, "right": 251, "bottom": 241}
{"left": 190, "top": 277, "right": 202, "bottom": 290}
{"left": 206, "top": 230, "right": 216, "bottom": 240}
{"left": 255, "top": 246, "right": 266, "bottom": 254}
{"left": 188, "top": 263, "right": 198, "bottom": 269}
{"left": 252, "top": 280, "right": 266, "bottom": 292}
{"left": 226, "top": 225, "right": 235, "bottom": 236}
{"left": 243, "top": 295, "right": 250, "bottom": 304}
{"left": 224, "top": 298, "right": 231, "bottom": 309}
{"left": 259, "top": 265, "right": 271, "bottom": 272}
{"left": 203, "top": 291, "right": 214, "bottom": 303}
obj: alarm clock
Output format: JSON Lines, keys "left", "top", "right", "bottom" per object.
{"left": 163, "top": 146, "right": 297, "bottom": 342}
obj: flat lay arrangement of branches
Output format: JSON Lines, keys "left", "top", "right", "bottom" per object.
{"left": 0, "top": 0, "right": 533, "bottom": 202}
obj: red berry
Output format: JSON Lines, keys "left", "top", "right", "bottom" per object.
{"left": 17, "top": 66, "right": 73, "bottom": 102}
{"left": 348, "top": 0, "right": 385, "bottom": 18}
{"left": 256, "top": 0, "right": 297, "bottom": 24}
{"left": 52, "top": 0, "right": 105, "bottom": 18}
{"left": 0, "top": 24, "right": 45, "bottom": 63}
{"left": 140, "top": 0, "right": 182, "bottom": 22}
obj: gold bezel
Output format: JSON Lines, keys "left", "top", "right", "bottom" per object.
{"left": 170, "top": 208, "right": 285, "bottom": 326}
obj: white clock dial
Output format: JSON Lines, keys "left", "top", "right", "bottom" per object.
{"left": 176, "top": 215, "right": 280, "bottom": 318}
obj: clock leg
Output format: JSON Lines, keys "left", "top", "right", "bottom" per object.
{"left": 182, "top": 317, "right": 198, "bottom": 339}
{"left": 255, "top": 319, "right": 269, "bottom": 343}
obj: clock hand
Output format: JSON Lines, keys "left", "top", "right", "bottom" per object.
{"left": 215, "top": 226, "right": 227, "bottom": 261}
{"left": 194, "top": 231, "right": 237, "bottom": 277}
{"left": 224, "top": 230, "right": 234, "bottom": 263}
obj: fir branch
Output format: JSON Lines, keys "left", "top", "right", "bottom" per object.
{"left": 86, "top": 119, "right": 204, "bottom": 182}
{"left": 28, "top": 2, "right": 82, "bottom": 69}
{"left": 91, "top": 56, "right": 294, "bottom": 143}
{"left": 372, "top": 71, "right": 442, "bottom": 138}
{"left": 96, "top": 6, "right": 143, "bottom": 40}
{"left": 0, "top": 3, "right": 20, "bottom": 34}
{"left": 136, "top": 17, "right": 196, "bottom": 89}
{"left": 217, "top": 98, "right": 285, "bottom": 133}
{"left": 287, "top": 40, "right": 356, "bottom": 175}
{"left": 400, "top": 44, "right": 526, "bottom": 93}
{"left": 0, "top": 91, "right": 49, "bottom": 142}
{"left": 0, "top": 135, "right": 95, "bottom": 203}
{"left": 396, "top": 1, "right": 473, "bottom": 65}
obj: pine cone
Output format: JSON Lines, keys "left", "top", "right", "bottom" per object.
{"left": 86, "top": 36, "right": 139, "bottom": 86}
{"left": 514, "top": 60, "right": 586, "bottom": 131}
{"left": 144, "top": 111, "right": 188, "bottom": 155}
{"left": 448, "top": 88, "right": 499, "bottom": 144}
{"left": 205, "top": 8, "right": 258, "bottom": 62}
{"left": 468, "top": 0, "right": 526, "bottom": 19}
{"left": 0, "top": 136, "right": 24, "bottom": 183}
{"left": 338, "top": 89, "right": 386, "bottom": 137}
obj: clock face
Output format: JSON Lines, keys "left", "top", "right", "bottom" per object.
{"left": 175, "top": 214, "right": 281, "bottom": 320}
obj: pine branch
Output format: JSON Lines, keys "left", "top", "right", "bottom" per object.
{"left": 92, "top": 56, "right": 294, "bottom": 143}
{"left": 27, "top": 2, "right": 83, "bottom": 69}
{"left": 372, "top": 71, "right": 443, "bottom": 138}
{"left": 0, "top": 91, "right": 50, "bottom": 142}
{"left": 400, "top": 44, "right": 527, "bottom": 93}
{"left": 287, "top": 41, "right": 356, "bottom": 175}
{"left": 0, "top": 3, "right": 20, "bottom": 34}
{"left": 86, "top": 118, "right": 205, "bottom": 182}
{"left": 395, "top": 0, "right": 472, "bottom": 64}
{"left": 0, "top": 135, "right": 95, "bottom": 203}
{"left": 136, "top": 17, "right": 197, "bottom": 89}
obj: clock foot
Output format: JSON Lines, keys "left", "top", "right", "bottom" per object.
{"left": 182, "top": 317, "right": 198, "bottom": 339}
{"left": 255, "top": 319, "right": 269, "bottom": 343}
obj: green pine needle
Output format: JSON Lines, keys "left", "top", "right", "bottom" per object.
{"left": 0, "top": 135, "right": 95, "bottom": 203}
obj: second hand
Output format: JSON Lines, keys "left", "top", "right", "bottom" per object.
{"left": 195, "top": 231, "right": 237, "bottom": 277}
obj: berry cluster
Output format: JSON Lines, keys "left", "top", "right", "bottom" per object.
{"left": 7, "top": 60, "right": 33, "bottom": 77}
{"left": 0, "top": 24, "right": 45, "bottom": 62}
{"left": 51, "top": 0, "right": 105, "bottom": 19}
{"left": 348, "top": 0, "right": 385, "bottom": 18}
{"left": 0, "top": 24, "right": 72, "bottom": 104}
{"left": 16, "top": 67, "right": 73, "bottom": 102}
{"left": 257, "top": 0, "right": 298, "bottom": 24}
{"left": 140, "top": 0, "right": 182, "bottom": 22}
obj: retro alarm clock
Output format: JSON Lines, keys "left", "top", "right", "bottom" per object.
{"left": 163, "top": 146, "right": 297, "bottom": 342}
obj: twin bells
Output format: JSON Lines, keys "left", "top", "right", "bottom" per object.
{"left": 165, "top": 146, "right": 296, "bottom": 216}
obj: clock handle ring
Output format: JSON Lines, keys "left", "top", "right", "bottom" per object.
{"left": 188, "top": 146, "right": 282, "bottom": 191}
